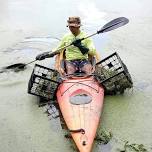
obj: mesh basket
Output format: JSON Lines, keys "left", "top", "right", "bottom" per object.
{"left": 28, "top": 64, "right": 60, "bottom": 100}
{"left": 95, "top": 52, "right": 133, "bottom": 94}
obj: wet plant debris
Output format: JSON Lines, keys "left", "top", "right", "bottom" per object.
{"left": 95, "top": 129, "right": 113, "bottom": 144}
{"left": 119, "top": 141, "right": 148, "bottom": 152}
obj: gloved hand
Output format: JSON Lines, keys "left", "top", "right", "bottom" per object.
{"left": 36, "top": 52, "right": 49, "bottom": 60}
{"left": 72, "top": 39, "right": 89, "bottom": 55}
{"left": 36, "top": 51, "right": 56, "bottom": 60}
{"left": 72, "top": 39, "right": 82, "bottom": 47}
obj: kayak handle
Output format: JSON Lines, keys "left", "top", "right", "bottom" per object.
{"left": 69, "top": 128, "right": 85, "bottom": 134}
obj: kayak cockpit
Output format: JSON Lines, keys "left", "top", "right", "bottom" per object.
{"left": 27, "top": 52, "right": 133, "bottom": 106}
{"left": 70, "top": 92, "right": 92, "bottom": 105}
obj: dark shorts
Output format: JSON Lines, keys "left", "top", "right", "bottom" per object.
{"left": 65, "top": 59, "right": 93, "bottom": 74}
{"left": 65, "top": 59, "right": 90, "bottom": 70}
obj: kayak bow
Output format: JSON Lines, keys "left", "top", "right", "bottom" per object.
{"left": 27, "top": 52, "right": 133, "bottom": 151}
{"left": 56, "top": 75, "right": 104, "bottom": 152}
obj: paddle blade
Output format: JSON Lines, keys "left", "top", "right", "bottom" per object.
{"left": 0, "top": 63, "right": 27, "bottom": 73}
{"left": 5, "top": 63, "right": 26, "bottom": 70}
{"left": 97, "top": 17, "right": 129, "bottom": 34}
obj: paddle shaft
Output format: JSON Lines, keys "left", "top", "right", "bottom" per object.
{"left": 18, "top": 60, "right": 37, "bottom": 68}
{"left": 24, "top": 60, "right": 37, "bottom": 67}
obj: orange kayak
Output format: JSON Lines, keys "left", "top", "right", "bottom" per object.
{"left": 56, "top": 76, "right": 104, "bottom": 152}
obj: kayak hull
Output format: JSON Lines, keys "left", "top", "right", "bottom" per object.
{"left": 56, "top": 76, "right": 104, "bottom": 152}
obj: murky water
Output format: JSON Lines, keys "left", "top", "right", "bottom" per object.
{"left": 0, "top": 0, "right": 152, "bottom": 152}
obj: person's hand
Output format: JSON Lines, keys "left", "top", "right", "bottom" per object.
{"left": 36, "top": 51, "right": 57, "bottom": 60}
{"left": 72, "top": 39, "right": 82, "bottom": 47}
{"left": 36, "top": 52, "right": 49, "bottom": 60}
{"left": 72, "top": 39, "right": 89, "bottom": 55}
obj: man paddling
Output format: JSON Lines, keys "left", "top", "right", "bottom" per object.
{"left": 36, "top": 16, "right": 97, "bottom": 75}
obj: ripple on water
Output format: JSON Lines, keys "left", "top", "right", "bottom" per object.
{"left": 0, "top": 36, "right": 59, "bottom": 71}
{"left": 3, "top": 36, "right": 60, "bottom": 53}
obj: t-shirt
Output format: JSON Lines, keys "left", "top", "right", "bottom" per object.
{"left": 54, "top": 31, "right": 96, "bottom": 61}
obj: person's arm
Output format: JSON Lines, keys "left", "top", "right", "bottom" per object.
{"left": 52, "top": 36, "right": 66, "bottom": 53}
{"left": 36, "top": 36, "right": 66, "bottom": 60}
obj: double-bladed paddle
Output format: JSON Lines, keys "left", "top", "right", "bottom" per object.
{"left": 2, "top": 17, "right": 129, "bottom": 72}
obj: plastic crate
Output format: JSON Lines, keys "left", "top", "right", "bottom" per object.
{"left": 95, "top": 52, "right": 133, "bottom": 94}
{"left": 28, "top": 64, "right": 60, "bottom": 100}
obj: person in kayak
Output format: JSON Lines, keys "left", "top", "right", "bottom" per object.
{"left": 36, "top": 16, "right": 98, "bottom": 75}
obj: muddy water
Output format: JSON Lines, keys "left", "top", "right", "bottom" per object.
{"left": 0, "top": 0, "right": 152, "bottom": 152}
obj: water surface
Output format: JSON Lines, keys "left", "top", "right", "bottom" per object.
{"left": 0, "top": 0, "right": 152, "bottom": 151}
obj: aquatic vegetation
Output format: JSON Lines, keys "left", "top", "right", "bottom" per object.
{"left": 119, "top": 141, "right": 148, "bottom": 152}
{"left": 95, "top": 129, "right": 113, "bottom": 144}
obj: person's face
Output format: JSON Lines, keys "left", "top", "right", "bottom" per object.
{"left": 69, "top": 26, "right": 80, "bottom": 35}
